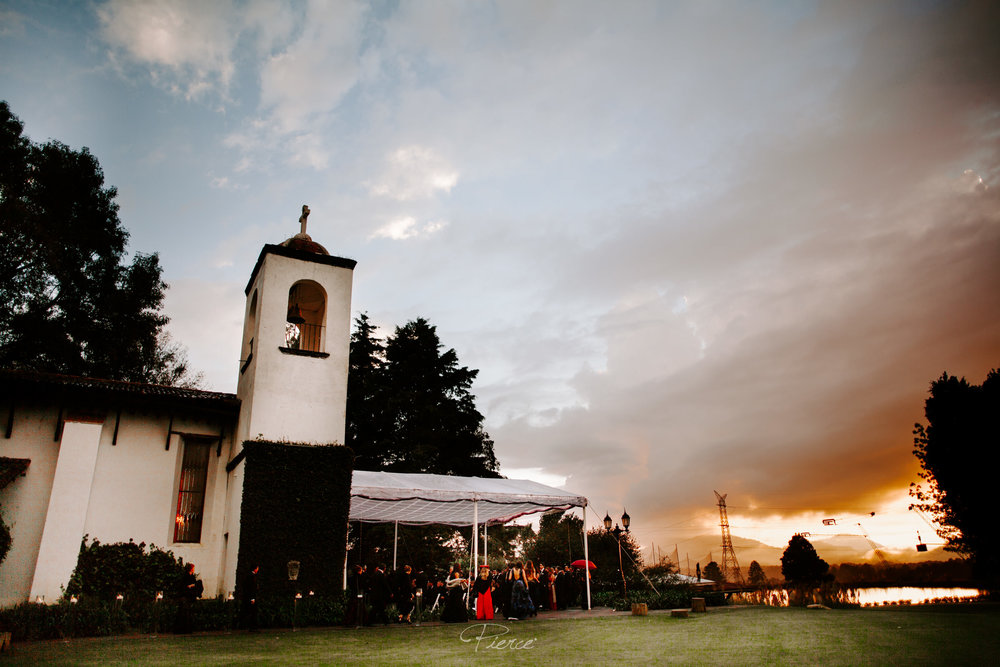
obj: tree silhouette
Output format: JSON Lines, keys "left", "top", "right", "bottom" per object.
{"left": 781, "top": 534, "right": 829, "bottom": 585}
{"left": 525, "top": 510, "right": 583, "bottom": 567}
{"left": 748, "top": 560, "right": 768, "bottom": 587}
{"left": 346, "top": 315, "right": 498, "bottom": 476}
{"left": 0, "top": 101, "right": 195, "bottom": 385}
{"left": 910, "top": 368, "right": 999, "bottom": 589}
{"left": 703, "top": 561, "right": 724, "bottom": 584}
{"left": 346, "top": 312, "right": 388, "bottom": 470}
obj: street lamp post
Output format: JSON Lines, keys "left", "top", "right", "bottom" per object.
{"left": 604, "top": 510, "right": 631, "bottom": 599}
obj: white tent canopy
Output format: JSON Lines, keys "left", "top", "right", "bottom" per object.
{"left": 349, "top": 470, "right": 588, "bottom": 525}
{"left": 347, "top": 470, "right": 593, "bottom": 609}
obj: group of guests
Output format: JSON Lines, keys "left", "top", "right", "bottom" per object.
{"left": 467, "top": 561, "right": 591, "bottom": 621}
{"left": 345, "top": 560, "right": 590, "bottom": 626}
{"left": 347, "top": 563, "right": 420, "bottom": 626}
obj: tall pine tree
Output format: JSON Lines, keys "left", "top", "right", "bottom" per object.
{"left": 346, "top": 314, "right": 498, "bottom": 477}
{"left": 346, "top": 312, "right": 388, "bottom": 470}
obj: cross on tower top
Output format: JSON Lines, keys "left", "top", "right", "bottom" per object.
{"left": 299, "top": 205, "right": 310, "bottom": 236}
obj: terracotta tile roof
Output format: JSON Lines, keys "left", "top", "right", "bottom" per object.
{"left": 0, "top": 368, "right": 239, "bottom": 415}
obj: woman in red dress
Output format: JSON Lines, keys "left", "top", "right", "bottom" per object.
{"left": 473, "top": 565, "right": 495, "bottom": 620}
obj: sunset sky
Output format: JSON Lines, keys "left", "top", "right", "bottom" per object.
{"left": 2, "top": 1, "right": 997, "bottom": 565}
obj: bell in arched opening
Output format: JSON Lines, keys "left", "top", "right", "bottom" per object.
{"left": 286, "top": 303, "right": 306, "bottom": 324}
{"left": 284, "top": 280, "right": 326, "bottom": 352}
{"left": 286, "top": 283, "right": 306, "bottom": 324}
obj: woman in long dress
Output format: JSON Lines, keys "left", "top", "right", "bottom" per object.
{"left": 442, "top": 564, "right": 469, "bottom": 623}
{"left": 544, "top": 567, "right": 558, "bottom": 610}
{"left": 507, "top": 562, "right": 535, "bottom": 620}
{"left": 525, "top": 561, "right": 542, "bottom": 614}
{"left": 473, "top": 565, "right": 494, "bottom": 620}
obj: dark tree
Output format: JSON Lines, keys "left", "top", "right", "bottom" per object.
{"left": 346, "top": 312, "right": 388, "bottom": 469}
{"left": 346, "top": 522, "right": 461, "bottom": 576}
{"left": 781, "top": 534, "right": 829, "bottom": 585}
{"left": 346, "top": 315, "right": 498, "bottom": 477}
{"left": 525, "top": 510, "right": 585, "bottom": 567}
{"left": 0, "top": 101, "right": 196, "bottom": 386}
{"left": 748, "top": 560, "right": 768, "bottom": 587}
{"left": 703, "top": 561, "right": 725, "bottom": 584}
{"left": 474, "top": 522, "right": 535, "bottom": 568}
{"left": 910, "top": 369, "right": 1000, "bottom": 588}
{"left": 642, "top": 556, "right": 678, "bottom": 581}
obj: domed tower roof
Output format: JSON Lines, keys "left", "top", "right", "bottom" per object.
{"left": 280, "top": 204, "right": 329, "bottom": 255}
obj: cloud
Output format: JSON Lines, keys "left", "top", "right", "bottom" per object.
{"left": 75, "top": 0, "right": 1000, "bottom": 560}
{"left": 0, "top": 8, "right": 27, "bottom": 36}
{"left": 369, "top": 216, "right": 447, "bottom": 241}
{"left": 258, "top": 0, "right": 366, "bottom": 134}
{"left": 367, "top": 146, "right": 459, "bottom": 201}
{"left": 98, "top": 0, "right": 358, "bottom": 169}
{"left": 98, "top": 0, "right": 242, "bottom": 99}
{"left": 476, "top": 1, "right": 1000, "bottom": 552}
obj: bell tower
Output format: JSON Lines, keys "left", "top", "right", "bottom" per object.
{"left": 235, "top": 206, "right": 356, "bottom": 446}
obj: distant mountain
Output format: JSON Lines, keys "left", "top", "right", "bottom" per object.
{"left": 659, "top": 533, "right": 950, "bottom": 580}
{"left": 659, "top": 534, "right": 784, "bottom": 578}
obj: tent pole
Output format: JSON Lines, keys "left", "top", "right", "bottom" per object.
{"left": 393, "top": 520, "right": 398, "bottom": 571}
{"left": 583, "top": 504, "right": 592, "bottom": 611}
{"left": 343, "top": 521, "right": 349, "bottom": 590}
{"left": 483, "top": 521, "right": 488, "bottom": 568}
{"left": 472, "top": 499, "right": 479, "bottom": 572}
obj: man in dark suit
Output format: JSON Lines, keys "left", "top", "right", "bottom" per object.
{"left": 395, "top": 564, "right": 414, "bottom": 623}
{"left": 367, "top": 564, "right": 392, "bottom": 625}
{"left": 239, "top": 565, "right": 259, "bottom": 631}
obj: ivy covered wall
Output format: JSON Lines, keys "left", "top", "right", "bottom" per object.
{"left": 236, "top": 441, "right": 353, "bottom": 599}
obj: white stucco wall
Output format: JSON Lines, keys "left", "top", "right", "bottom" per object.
{"left": 83, "top": 414, "right": 234, "bottom": 597}
{"left": 237, "top": 251, "right": 353, "bottom": 447}
{"left": 30, "top": 419, "right": 103, "bottom": 602}
{"left": 0, "top": 403, "right": 63, "bottom": 607}
{"left": 0, "top": 401, "right": 237, "bottom": 607}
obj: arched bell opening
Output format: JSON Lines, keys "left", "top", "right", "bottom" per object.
{"left": 285, "top": 280, "right": 326, "bottom": 352}
{"left": 242, "top": 289, "right": 258, "bottom": 361}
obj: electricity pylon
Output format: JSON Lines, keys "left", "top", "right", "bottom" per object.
{"left": 715, "top": 490, "right": 745, "bottom": 585}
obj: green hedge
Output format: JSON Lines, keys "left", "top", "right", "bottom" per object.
{"left": 590, "top": 587, "right": 728, "bottom": 612}
{"left": 236, "top": 440, "right": 354, "bottom": 602}
{"left": 0, "top": 593, "right": 349, "bottom": 642}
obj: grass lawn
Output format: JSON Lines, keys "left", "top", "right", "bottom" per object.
{"left": 5, "top": 604, "right": 999, "bottom": 666}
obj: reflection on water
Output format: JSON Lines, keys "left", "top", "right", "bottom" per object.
{"left": 848, "top": 586, "right": 983, "bottom": 607}
{"left": 731, "top": 586, "right": 985, "bottom": 607}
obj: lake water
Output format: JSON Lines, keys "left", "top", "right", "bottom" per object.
{"left": 848, "top": 586, "right": 984, "bottom": 607}
{"left": 731, "top": 586, "right": 985, "bottom": 607}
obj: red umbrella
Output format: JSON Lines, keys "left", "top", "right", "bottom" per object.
{"left": 571, "top": 560, "right": 597, "bottom": 570}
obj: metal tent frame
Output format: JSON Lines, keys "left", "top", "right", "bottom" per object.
{"left": 347, "top": 470, "right": 593, "bottom": 609}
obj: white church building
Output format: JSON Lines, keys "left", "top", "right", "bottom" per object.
{"left": 0, "top": 218, "right": 356, "bottom": 607}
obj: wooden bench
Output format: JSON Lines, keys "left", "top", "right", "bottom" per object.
{"left": 631, "top": 603, "right": 648, "bottom": 616}
{"left": 670, "top": 609, "right": 689, "bottom": 618}
{"left": 691, "top": 597, "right": 707, "bottom": 613}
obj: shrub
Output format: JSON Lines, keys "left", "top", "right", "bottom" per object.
{"left": 64, "top": 537, "right": 189, "bottom": 603}
{"left": 251, "top": 592, "right": 347, "bottom": 628}
{"left": 591, "top": 587, "right": 727, "bottom": 611}
{"left": 0, "top": 508, "right": 10, "bottom": 567}
{"left": 0, "top": 592, "right": 353, "bottom": 641}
